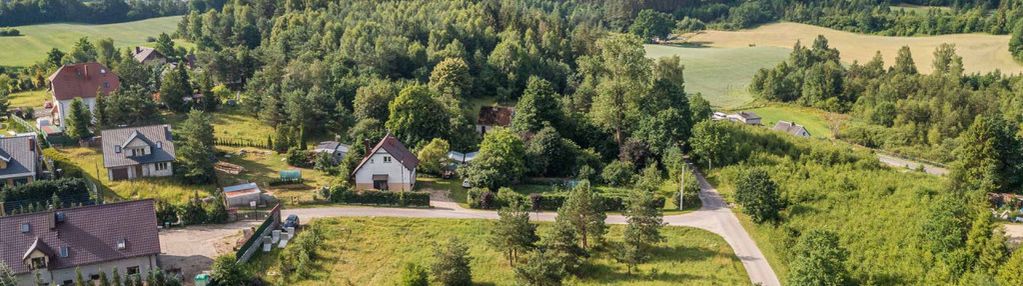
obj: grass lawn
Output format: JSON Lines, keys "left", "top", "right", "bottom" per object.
{"left": 46, "top": 147, "right": 216, "bottom": 204}
{"left": 248, "top": 217, "right": 748, "bottom": 286}
{"left": 740, "top": 104, "right": 844, "bottom": 138}
{"left": 0, "top": 16, "right": 190, "bottom": 67}
{"left": 688, "top": 22, "right": 1019, "bottom": 74}
{"left": 889, "top": 4, "right": 952, "bottom": 14}
{"left": 165, "top": 107, "right": 277, "bottom": 144}
{"left": 644, "top": 44, "right": 790, "bottom": 109}
{"left": 216, "top": 146, "right": 335, "bottom": 206}
{"left": 9, "top": 90, "right": 48, "bottom": 108}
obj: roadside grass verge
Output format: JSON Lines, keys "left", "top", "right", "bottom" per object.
{"left": 247, "top": 217, "right": 748, "bottom": 286}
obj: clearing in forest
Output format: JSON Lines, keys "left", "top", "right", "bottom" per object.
{"left": 0, "top": 16, "right": 187, "bottom": 67}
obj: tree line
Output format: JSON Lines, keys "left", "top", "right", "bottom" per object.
{"left": 0, "top": 0, "right": 192, "bottom": 26}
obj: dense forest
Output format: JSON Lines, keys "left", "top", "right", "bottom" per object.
{"left": 749, "top": 35, "right": 1023, "bottom": 195}
{"left": 0, "top": 0, "right": 207, "bottom": 26}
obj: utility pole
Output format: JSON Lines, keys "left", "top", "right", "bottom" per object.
{"left": 678, "top": 163, "right": 686, "bottom": 211}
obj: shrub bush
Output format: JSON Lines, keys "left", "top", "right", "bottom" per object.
{"left": 326, "top": 185, "right": 430, "bottom": 207}
{"left": 523, "top": 192, "right": 665, "bottom": 212}
{"left": 268, "top": 178, "right": 305, "bottom": 186}
{"left": 0, "top": 178, "right": 91, "bottom": 212}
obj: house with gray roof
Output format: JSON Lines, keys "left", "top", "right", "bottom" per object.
{"left": 772, "top": 121, "right": 811, "bottom": 137}
{"left": 0, "top": 134, "right": 42, "bottom": 187}
{"left": 313, "top": 141, "right": 351, "bottom": 163}
{"left": 100, "top": 125, "right": 175, "bottom": 181}
{"left": 0, "top": 200, "right": 161, "bottom": 286}
{"left": 130, "top": 47, "right": 166, "bottom": 65}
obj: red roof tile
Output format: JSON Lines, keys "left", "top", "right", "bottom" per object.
{"left": 47, "top": 62, "right": 120, "bottom": 101}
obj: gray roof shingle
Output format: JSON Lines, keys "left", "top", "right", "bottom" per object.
{"left": 0, "top": 200, "right": 161, "bottom": 275}
{"left": 100, "top": 125, "right": 175, "bottom": 168}
{"left": 0, "top": 135, "right": 39, "bottom": 179}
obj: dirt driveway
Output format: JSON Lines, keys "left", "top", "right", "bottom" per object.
{"left": 159, "top": 220, "right": 261, "bottom": 283}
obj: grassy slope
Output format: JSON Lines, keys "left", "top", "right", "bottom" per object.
{"left": 688, "top": 22, "right": 1019, "bottom": 74}
{"left": 249, "top": 217, "right": 748, "bottom": 286}
{"left": 9, "top": 90, "right": 48, "bottom": 108}
{"left": 0, "top": 16, "right": 189, "bottom": 67}
{"left": 644, "top": 45, "right": 789, "bottom": 109}
{"left": 742, "top": 105, "right": 842, "bottom": 138}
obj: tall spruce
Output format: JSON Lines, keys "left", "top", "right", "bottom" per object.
{"left": 556, "top": 180, "right": 607, "bottom": 250}
{"left": 489, "top": 204, "right": 539, "bottom": 265}
{"left": 65, "top": 98, "right": 92, "bottom": 140}
{"left": 174, "top": 110, "right": 216, "bottom": 184}
{"left": 432, "top": 238, "right": 472, "bottom": 286}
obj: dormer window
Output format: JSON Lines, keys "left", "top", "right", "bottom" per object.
{"left": 20, "top": 223, "right": 30, "bottom": 233}
{"left": 117, "top": 239, "right": 127, "bottom": 250}
{"left": 156, "top": 141, "right": 162, "bottom": 149}
{"left": 59, "top": 246, "right": 69, "bottom": 258}
{"left": 114, "top": 145, "right": 121, "bottom": 153}
{"left": 29, "top": 257, "right": 47, "bottom": 269}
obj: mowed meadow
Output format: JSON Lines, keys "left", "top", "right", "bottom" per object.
{"left": 644, "top": 45, "right": 789, "bottom": 109}
{"left": 0, "top": 16, "right": 185, "bottom": 67}
{"left": 249, "top": 217, "right": 750, "bottom": 286}
{"left": 688, "top": 22, "right": 1021, "bottom": 74}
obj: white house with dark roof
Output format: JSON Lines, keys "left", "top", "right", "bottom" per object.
{"left": 0, "top": 135, "right": 41, "bottom": 187}
{"left": 0, "top": 200, "right": 161, "bottom": 286}
{"left": 773, "top": 121, "right": 811, "bottom": 137}
{"left": 351, "top": 134, "right": 419, "bottom": 191}
{"left": 100, "top": 125, "right": 175, "bottom": 181}
{"left": 726, "top": 111, "right": 761, "bottom": 125}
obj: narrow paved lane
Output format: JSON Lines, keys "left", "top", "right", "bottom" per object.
{"left": 876, "top": 153, "right": 948, "bottom": 175}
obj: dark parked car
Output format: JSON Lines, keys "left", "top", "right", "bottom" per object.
{"left": 284, "top": 214, "right": 300, "bottom": 229}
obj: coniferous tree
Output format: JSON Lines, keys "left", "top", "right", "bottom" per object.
{"left": 432, "top": 238, "right": 472, "bottom": 286}
{"left": 65, "top": 98, "right": 93, "bottom": 140}
{"left": 174, "top": 110, "right": 216, "bottom": 184}
{"left": 514, "top": 249, "right": 566, "bottom": 286}
{"left": 0, "top": 260, "right": 16, "bottom": 286}
{"left": 490, "top": 204, "right": 539, "bottom": 265}
{"left": 74, "top": 267, "right": 87, "bottom": 286}
{"left": 556, "top": 180, "right": 606, "bottom": 250}
{"left": 617, "top": 188, "right": 665, "bottom": 273}
{"left": 160, "top": 62, "right": 192, "bottom": 112}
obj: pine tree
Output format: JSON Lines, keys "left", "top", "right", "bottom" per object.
{"left": 617, "top": 188, "right": 665, "bottom": 273}
{"left": 98, "top": 269, "right": 111, "bottom": 286}
{"left": 0, "top": 260, "right": 16, "bottom": 286}
{"left": 65, "top": 98, "right": 93, "bottom": 140}
{"left": 111, "top": 266, "right": 123, "bottom": 286}
{"left": 489, "top": 204, "right": 539, "bottom": 265}
{"left": 514, "top": 249, "right": 567, "bottom": 286}
{"left": 159, "top": 62, "right": 192, "bottom": 112}
{"left": 74, "top": 267, "right": 86, "bottom": 286}
{"left": 540, "top": 219, "right": 586, "bottom": 274}
{"left": 432, "top": 238, "right": 472, "bottom": 286}
{"left": 556, "top": 180, "right": 607, "bottom": 250}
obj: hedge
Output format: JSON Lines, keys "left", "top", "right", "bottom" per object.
{"left": 328, "top": 186, "right": 430, "bottom": 207}
{"left": 468, "top": 189, "right": 665, "bottom": 212}
{"left": 0, "top": 178, "right": 91, "bottom": 213}
{"left": 268, "top": 178, "right": 305, "bottom": 186}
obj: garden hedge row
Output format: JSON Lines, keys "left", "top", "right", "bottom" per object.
{"left": 329, "top": 186, "right": 430, "bottom": 207}
{"left": 467, "top": 188, "right": 664, "bottom": 212}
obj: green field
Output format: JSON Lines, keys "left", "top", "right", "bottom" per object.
{"left": 644, "top": 44, "right": 789, "bottom": 109}
{"left": 9, "top": 90, "right": 48, "bottom": 108}
{"left": 0, "top": 16, "right": 187, "bottom": 67}
{"left": 742, "top": 105, "right": 842, "bottom": 138}
{"left": 249, "top": 217, "right": 749, "bottom": 286}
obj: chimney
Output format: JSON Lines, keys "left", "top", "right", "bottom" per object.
{"left": 364, "top": 138, "right": 372, "bottom": 154}
{"left": 83, "top": 65, "right": 90, "bottom": 80}
{"left": 135, "top": 46, "right": 141, "bottom": 54}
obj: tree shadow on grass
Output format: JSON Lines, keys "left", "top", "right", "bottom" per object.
{"left": 578, "top": 262, "right": 701, "bottom": 284}
{"left": 647, "top": 244, "right": 718, "bottom": 263}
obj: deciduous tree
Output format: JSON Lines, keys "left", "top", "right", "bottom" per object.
{"left": 786, "top": 230, "right": 848, "bottom": 286}
{"left": 386, "top": 85, "right": 450, "bottom": 148}
{"left": 734, "top": 168, "right": 783, "bottom": 224}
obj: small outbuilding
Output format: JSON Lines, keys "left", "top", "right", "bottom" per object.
{"left": 223, "top": 182, "right": 263, "bottom": 208}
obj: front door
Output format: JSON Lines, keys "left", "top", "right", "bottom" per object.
{"left": 134, "top": 165, "right": 144, "bottom": 178}
{"left": 373, "top": 180, "right": 389, "bottom": 190}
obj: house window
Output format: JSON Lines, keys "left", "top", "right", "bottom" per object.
{"left": 117, "top": 239, "right": 127, "bottom": 250}
{"left": 383, "top": 156, "right": 392, "bottom": 163}
{"left": 20, "top": 223, "right": 30, "bottom": 233}
{"left": 373, "top": 180, "right": 389, "bottom": 190}
{"left": 63, "top": 280, "right": 73, "bottom": 286}
{"left": 102, "top": 81, "right": 109, "bottom": 89}
{"left": 29, "top": 257, "right": 46, "bottom": 269}
{"left": 90, "top": 274, "right": 100, "bottom": 281}
{"left": 114, "top": 145, "right": 121, "bottom": 153}
{"left": 369, "top": 159, "right": 374, "bottom": 164}
{"left": 59, "top": 246, "right": 69, "bottom": 258}
{"left": 130, "top": 148, "right": 145, "bottom": 157}
{"left": 126, "top": 266, "right": 140, "bottom": 275}
{"left": 156, "top": 141, "right": 162, "bottom": 149}
{"left": 155, "top": 162, "right": 167, "bottom": 171}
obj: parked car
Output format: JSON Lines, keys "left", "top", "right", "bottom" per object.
{"left": 284, "top": 214, "right": 300, "bottom": 229}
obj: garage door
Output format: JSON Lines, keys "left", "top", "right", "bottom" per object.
{"left": 111, "top": 168, "right": 129, "bottom": 180}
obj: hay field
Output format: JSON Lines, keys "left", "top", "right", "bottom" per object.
{"left": 644, "top": 45, "right": 789, "bottom": 108}
{"left": 688, "top": 22, "right": 1021, "bottom": 74}
{"left": 0, "top": 16, "right": 187, "bottom": 67}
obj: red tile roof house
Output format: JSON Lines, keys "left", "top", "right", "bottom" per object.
{"left": 0, "top": 200, "right": 161, "bottom": 286}
{"left": 350, "top": 134, "right": 419, "bottom": 191}
{"left": 476, "top": 106, "right": 514, "bottom": 136}
{"left": 47, "top": 62, "right": 120, "bottom": 127}
{"left": 101, "top": 125, "right": 176, "bottom": 181}
{"left": 0, "top": 134, "right": 42, "bottom": 188}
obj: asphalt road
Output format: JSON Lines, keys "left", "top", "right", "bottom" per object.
{"left": 876, "top": 153, "right": 949, "bottom": 176}
{"left": 160, "top": 165, "right": 780, "bottom": 286}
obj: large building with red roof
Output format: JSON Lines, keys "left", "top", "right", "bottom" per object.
{"left": 47, "top": 62, "right": 120, "bottom": 127}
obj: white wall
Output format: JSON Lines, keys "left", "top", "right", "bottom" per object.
{"left": 353, "top": 149, "right": 416, "bottom": 191}
{"left": 55, "top": 97, "right": 97, "bottom": 127}
{"left": 15, "top": 255, "right": 158, "bottom": 286}
{"left": 106, "top": 162, "right": 173, "bottom": 180}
